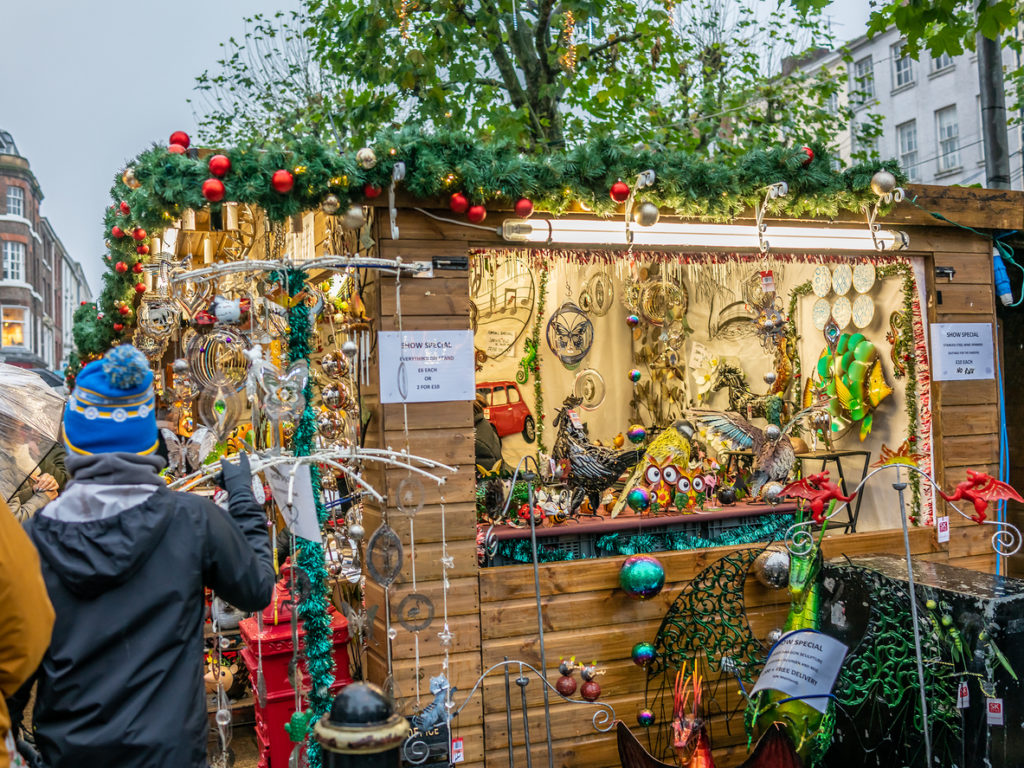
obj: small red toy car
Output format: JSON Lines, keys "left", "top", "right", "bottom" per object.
{"left": 477, "top": 380, "right": 535, "bottom": 443}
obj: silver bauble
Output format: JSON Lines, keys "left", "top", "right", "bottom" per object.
{"left": 320, "top": 351, "right": 350, "bottom": 379}
{"left": 356, "top": 147, "right": 377, "bottom": 169}
{"left": 633, "top": 202, "right": 660, "bottom": 227}
{"left": 322, "top": 382, "right": 350, "bottom": 411}
{"left": 342, "top": 205, "right": 366, "bottom": 229}
{"left": 348, "top": 523, "right": 365, "bottom": 541}
{"left": 767, "top": 627, "right": 784, "bottom": 644}
{"left": 172, "top": 358, "right": 189, "bottom": 374}
{"left": 763, "top": 371, "right": 777, "bottom": 386}
{"left": 762, "top": 481, "right": 785, "bottom": 505}
{"left": 764, "top": 423, "right": 782, "bottom": 442}
{"left": 321, "top": 194, "right": 341, "bottom": 215}
{"left": 752, "top": 547, "right": 790, "bottom": 590}
{"left": 870, "top": 170, "right": 897, "bottom": 196}
{"left": 342, "top": 340, "right": 358, "bottom": 359}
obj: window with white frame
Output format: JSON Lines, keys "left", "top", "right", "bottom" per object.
{"left": 2, "top": 241, "right": 24, "bottom": 282}
{"left": 932, "top": 52, "right": 954, "bottom": 72}
{"left": 853, "top": 56, "right": 875, "bottom": 104}
{"left": 897, "top": 121, "right": 919, "bottom": 181}
{"left": 6, "top": 186, "right": 24, "bottom": 217}
{"left": 1, "top": 307, "right": 28, "bottom": 348}
{"left": 892, "top": 42, "right": 914, "bottom": 88}
{"left": 936, "top": 105, "right": 960, "bottom": 172}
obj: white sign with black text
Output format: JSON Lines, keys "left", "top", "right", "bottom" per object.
{"left": 930, "top": 323, "right": 995, "bottom": 381}
{"left": 751, "top": 630, "right": 849, "bottom": 713}
{"left": 264, "top": 463, "right": 322, "bottom": 543}
{"left": 378, "top": 330, "right": 475, "bottom": 404}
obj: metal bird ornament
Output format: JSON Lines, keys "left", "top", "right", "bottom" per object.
{"left": 939, "top": 470, "right": 1023, "bottom": 524}
{"left": 692, "top": 408, "right": 810, "bottom": 499}
{"left": 552, "top": 394, "right": 644, "bottom": 514}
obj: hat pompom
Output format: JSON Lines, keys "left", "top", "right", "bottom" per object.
{"left": 101, "top": 345, "right": 150, "bottom": 390}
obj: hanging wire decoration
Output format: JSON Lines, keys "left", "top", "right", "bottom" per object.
{"left": 546, "top": 301, "right": 594, "bottom": 367}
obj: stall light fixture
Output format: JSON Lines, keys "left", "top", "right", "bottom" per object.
{"left": 500, "top": 217, "right": 909, "bottom": 251}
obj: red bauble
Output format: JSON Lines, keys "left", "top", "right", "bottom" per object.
{"left": 134, "top": 283, "right": 147, "bottom": 294}
{"left": 610, "top": 181, "right": 630, "bottom": 203}
{"left": 555, "top": 675, "right": 577, "bottom": 697}
{"left": 364, "top": 183, "right": 382, "bottom": 199}
{"left": 580, "top": 680, "right": 601, "bottom": 701}
{"left": 132, "top": 227, "right": 147, "bottom": 241}
{"left": 800, "top": 146, "right": 814, "bottom": 166}
{"left": 132, "top": 262, "right": 144, "bottom": 274}
{"left": 111, "top": 226, "right": 125, "bottom": 239}
{"left": 169, "top": 131, "right": 190, "bottom": 149}
{"left": 467, "top": 205, "right": 487, "bottom": 224}
{"left": 208, "top": 154, "right": 231, "bottom": 177}
{"left": 514, "top": 197, "right": 534, "bottom": 218}
{"left": 119, "top": 201, "right": 131, "bottom": 215}
{"left": 167, "top": 144, "right": 187, "bottom": 155}
{"left": 114, "top": 261, "right": 128, "bottom": 273}
{"left": 202, "top": 178, "right": 226, "bottom": 203}
{"left": 136, "top": 245, "right": 149, "bottom": 255}
{"left": 449, "top": 192, "right": 470, "bottom": 214}
{"left": 118, "top": 305, "right": 131, "bottom": 316}
{"left": 112, "top": 323, "right": 124, "bottom": 332}
{"left": 271, "top": 169, "right": 294, "bottom": 193}
{"left": 80, "top": 301, "right": 87, "bottom": 306}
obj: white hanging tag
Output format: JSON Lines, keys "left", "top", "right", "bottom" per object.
{"left": 956, "top": 680, "right": 969, "bottom": 709}
{"left": 937, "top": 516, "right": 950, "bottom": 543}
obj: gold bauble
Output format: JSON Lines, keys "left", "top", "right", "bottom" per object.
{"left": 321, "top": 194, "right": 341, "bottom": 215}
{"left": 122, "top": 168, "right": 141, "bottom": 189}
{"left": 343, "top": 205, "right": 366, "bottom": 229}
{"left": 870, "top": 170, "right": 897, "bottom": 196}
{"left": 633, "top": 202, "right": 660, "bottom": 227}
{"left": 356, "top": 147, "right": 377, "bottom": 170}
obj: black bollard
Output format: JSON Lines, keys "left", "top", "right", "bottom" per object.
{"left": 314, "top": 682, "right": 411, "bottom": 768}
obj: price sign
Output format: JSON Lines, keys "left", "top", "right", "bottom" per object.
{"left": 751, "top": 629, "right": 848, "bottom": 713}
{"left": 930, "top": 323, "right": 995, "bottom": 381}
{"left": 451, "top": 736, "right": 465, "bottom": 763}
{"left": 956, "top": 680, "right": 970, "bottom": 709}
{"left": 379, "top": 330, "right": 475, "bottom": 403}
{"left": 987, "top": 698, "right": 1004, "bottom": 725}
{"left": 937, "top": 516, "right": 950, "bottom": 543}
{"left": 760, "top": 270, "right": 776, "bottom": 294}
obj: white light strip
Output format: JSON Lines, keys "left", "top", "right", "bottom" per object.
{"left": 500, "top": 218, "right": 908, "bottom": 251}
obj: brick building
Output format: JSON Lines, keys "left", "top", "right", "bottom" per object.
{"left": 0, "top": 129, "right": 90, "bottom": 370}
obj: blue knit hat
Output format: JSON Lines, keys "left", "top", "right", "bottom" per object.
{"left": 64, "top": 345, "right": 158, "bottom": 456}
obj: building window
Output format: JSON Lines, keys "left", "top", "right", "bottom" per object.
{"left": 936, "top": 105, "right": 961, "bottom": 172}
{"left": 6, "top": 186, "right": 24, "bottom": 217}
{"left": 2, "top": 241, "right": 24, "bottom": 282}
{"left": 932, "top": 52, "right": 954, "bottom": 72}
{"left": 892, "top": 42, "right": 914, "bottom": 88}
{"left": 853, "top": 56, "right": 875, "bottom": 105}
{"left": 1, "top": 307, "right": 28, "bottom": 348}
{"left": 897, "top": 121, "right": 919, "bottom": 181}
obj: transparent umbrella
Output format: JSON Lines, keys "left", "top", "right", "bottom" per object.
{"left": 0, "top": 364, "right": 66, "bottom": 502}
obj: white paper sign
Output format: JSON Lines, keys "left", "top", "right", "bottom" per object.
{"left": 264, "top": 463, "right": 322, "bottom": 542}
{"left": 483, "top": 328, "right": 516, "bottom": 358}
{"left": 451, "top": 737, "right": 465, "bottom": 763}
{"left": 751, "top": 630, "right": 848, "bottom": 713}
{"left": 930, "top": 323, "right": 995, "bottom": 381}
{"left": 378, "top": 330, "right": 475, "bottom": 403}
{"left": 937, "top": 516, "right": 950, "bottom": 543}
{"left": 987, "top": 697, "right": 1004, "bottom": 725}
{"left": 957, "top": 680, "right": 970, "bottom": 709}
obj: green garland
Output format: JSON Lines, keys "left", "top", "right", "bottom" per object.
{"left": 284, "top": 268, "right": 334, "bottom": 768}
{"left": 532, "top": 269, "right": 549, "bottom": 454}
{"left": 72, "top": 128, "right": 904, "bottom": 365}
{"left": 786, "top": 281, "right": 813, "bottom": 392}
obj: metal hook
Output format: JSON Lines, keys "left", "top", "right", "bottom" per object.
{"left": 755, "top": 181, "right": 789, "bottom": 254}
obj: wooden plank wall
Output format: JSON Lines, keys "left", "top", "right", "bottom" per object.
{"left": 361, "top": 208, "right": 1008, "bottom": 768}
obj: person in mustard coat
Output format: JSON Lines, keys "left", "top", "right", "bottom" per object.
{"left": 0, "top": 497, "right": 54, "bottom": 768}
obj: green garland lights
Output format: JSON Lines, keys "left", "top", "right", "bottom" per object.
{"left": 71, "top": 128, "right": 904, "bottom": 370}
{"left": 532, "top": 269, "right": 549, "bottom": 454}
{"left": 285, "top": 268, "right": 334, "bottom": 767}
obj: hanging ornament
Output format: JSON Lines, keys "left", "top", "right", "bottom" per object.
{"left": 187, "top": 329, "right": 252, "bottom": 391}
{"left": 870, "top": 170, "right": 897, "bottom": 195}
{"left": 136, "top": 245, "right": 149, "bottom": 255}
{"left": 610, "top": 180, "right": 630, "bottom": 203}
{"left": 363, "top": 183, "right": 382, "bottom": 199}
{"left": 449, "top": 192, "right": 469, "bottom": 214}
{"left": 637, "top": 710, "right": 655, "bottom": 727}
{"left": 111, "top": 226, "right": 125, "bottom": 239}
{"left": 271, "top": 170, "right": 294, "bottom": 194}
{"left": 135, "top": 283, "right": 147, "bottom": 294}
{"left": 321, "top": 382, "right": 353, "bottom": 411}
{"left": 631, "top": 642, "right": 656, "bottom": 668}
{"left": 628, "top": 368, "right": 642, "bottom": 383}
{"left": 132, "top": 227, "right": 147, "bottom": 241}
{"left": 343, "top": 206, "right": 366, "bottom": 229}
{"left": 342, "top": 340, "right": 358, "bottom": 358}
{"left": 514, "top": 197, "right": 534, "bottom": 218}
{"left": 260, "top": 362, "right": 309, "bottom": 422}
{"left": 167, "top": 144, "right": 187, "bottom": 155}
{"left": 633, "top": 202, "right": 660, "bottom": 227}
{"left": 355, "top": 147, "right": 377, "bottom": 169}
{"left": 395, "top": 475, "right": 425, "bottom": 517}
{"left": 467, "top": 205, "right": 487, "bottom": 224}
{"left": 625, "top": 314, "right": 640, "bottom": 328}
{"left": 122, "top": 168, "right": 141, "bottom": 189}
{"left": 208, "top": 154, "right": 231, "bottom": 177}
{"left": 321, "top": 194, "right": 341, "bottom": 215}
{"left": 545, "top": 302, "right": 594, "bottom": 367}
{"left": 572, "top": 369, "right": 606, "bottom": 411}
{"left": 169, "top": 130, "right": 190, "bottom": 149}
{"left": 198, "top": 383, "right": 243, "bottom": 442}
{"left": 800, "top": 146, "right": 815, "bottom": 166}
{"left": 137, "top": 298, "right": 178, "bottom": 340}
{"left": 115, "top": 261, "right": 128, "bottom": 274}
{"left": 316, "top": 410, "right": 346, "bottom": 441}
{"left": 752, "top": 547, "right": 790, "bottom": 590}
{"left": 626, "top": 424, "right": 646, "bottom": 443}
{"left": 619, "top": 554, "right": 665, "bottom": 600}
{"left": 118, "top": 305, "right": 131, "bottom": 317}
{"left": 320, "top": 351, "right": 350, "bottom": 379}
{"left": 133, "top": 262, "right": 143, "bottom": 274}
{"left": 113, "top": 322, "right": 124, "bottom": 332}
{"left": 119, "top": 201, "right": 131, "bottom": 215}
{"left": 202, "top": 178, "right": 226, "bottom": 203}
{"left": 625, "top": 487, "right": 651, "bottom": 513}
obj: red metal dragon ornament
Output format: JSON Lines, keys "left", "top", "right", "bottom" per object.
{"left": 781, "top": 471, "right": 856, "bottom": 524}
{"left": 939, "top": 470, "right": 1023, "bottom": 524}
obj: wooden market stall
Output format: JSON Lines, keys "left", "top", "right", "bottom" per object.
{"left": 354, "top": 185, "right": 1017, "bottom": 768}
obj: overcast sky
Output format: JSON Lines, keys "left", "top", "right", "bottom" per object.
{"left": 1, "top": 0, "right": 870, "bottom": 294}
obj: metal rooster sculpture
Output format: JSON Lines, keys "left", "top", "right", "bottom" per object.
{"left": 671, "top": 664, "right": 715, "bottom": 768}
{"left": 691, "top": 409, "right": 805, "bottom": 498}
{"left": 781, "top": 471, "right": 856, "bottom": 524}
{"left": 553, "top": 394, "right": 643, "bottom": 514}
{"left": 939, "top": 469, "right": 1023, "bottom": 523}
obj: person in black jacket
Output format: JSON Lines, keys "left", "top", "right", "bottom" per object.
{"left": 25, "top": 344, "right": 275, "bottom": 768}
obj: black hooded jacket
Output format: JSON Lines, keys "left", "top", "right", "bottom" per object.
{"left": 26, "top": 452, "right": 275, "bottom": 768}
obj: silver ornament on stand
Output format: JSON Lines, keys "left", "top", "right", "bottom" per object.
{"left": 752, "top": 547, "right": 790, "bottom": 589}
{"left": 343, "top": 205, "right": 366, "bottom": 229}
{"left": 633, "top": 202, "right": 660, "bottom": 227}
{"left": 870, "top": 170, "right": 897, "bottom": 196}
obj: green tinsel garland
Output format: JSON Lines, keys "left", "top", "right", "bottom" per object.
{"left": 285, "top": 268, "right": 335, "bottom": 768}
{"left": 532, "top": 269, "right": 549, "bottom": 453}
{"left": 73, "top": 128, "right": 904, "bottom": 363}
